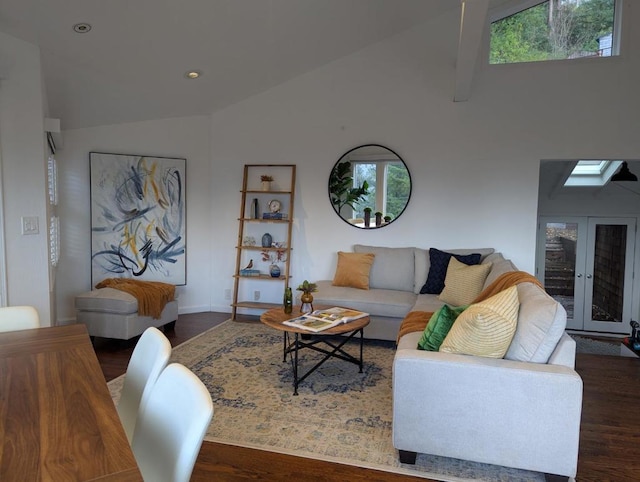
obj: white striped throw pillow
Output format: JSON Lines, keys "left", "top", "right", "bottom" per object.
{"left": 439, "top": 285, "right": 519, "bottom": 358}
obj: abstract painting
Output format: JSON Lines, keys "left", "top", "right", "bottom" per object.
{"left": 90, "top": 152, "right": 186, "bottom": 286}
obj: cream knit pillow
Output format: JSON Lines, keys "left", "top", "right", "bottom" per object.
{"left": 438, "top": 258, "right": 492, "bottom": 306}
{"left": 440, "top": 285, "right": 519, "bottom": 358}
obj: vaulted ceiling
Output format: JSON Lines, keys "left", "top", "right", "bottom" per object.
{"left": 0, "top": 0, "right": 515, "bottom": 129}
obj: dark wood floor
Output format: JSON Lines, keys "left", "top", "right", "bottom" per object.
{"left": 94, "top": 312, "right": 640, "bottom": 482}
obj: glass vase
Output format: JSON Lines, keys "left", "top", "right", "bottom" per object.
{"left": 261, "top": 232, "right": 273, "bottom": 247}
{"left": 283, "top": 287, "right": 293, "bottom": 314}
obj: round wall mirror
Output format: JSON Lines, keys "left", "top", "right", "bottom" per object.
{"left": 328, "top": 144, "right": 411, "bottom": 229}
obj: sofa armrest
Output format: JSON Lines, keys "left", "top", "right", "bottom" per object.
{"left": 547, "top": 332, "right": 576, "bottom": 368}
{"left": 392, "top": 349, "right": 582, "bottom": 477}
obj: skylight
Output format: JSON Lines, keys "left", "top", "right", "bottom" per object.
{"left": 571, "top": 160, "right": 609, "bottom": 175}
{"left": 564, "top": 160, "right": 621, "bottom": 186}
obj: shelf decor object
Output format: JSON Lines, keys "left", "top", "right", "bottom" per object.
{"left": 232, "top": 164, "right": 296, "bottom": 319}
{"left": 261, "top": 233, "right": 272, "bottom": 247}
{"left": 269, "top": 264, "right": 281, "bottom": 278}
{"left": 260, "top": 174, "right": 273, "bottom": 191}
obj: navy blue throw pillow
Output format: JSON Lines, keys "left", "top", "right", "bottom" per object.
{"left": 420, "top": 248, "right": 482, "bottom": 294}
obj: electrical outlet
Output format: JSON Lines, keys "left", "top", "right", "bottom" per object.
{"left": 224, "top": 289, "right": 231, "bottom": 300}
{"left": 254, "top": 290, "right": 260, "bottom": 301}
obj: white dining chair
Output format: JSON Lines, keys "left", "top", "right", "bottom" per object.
{"left": 131, "top": 363, "right": 214, "bottom": 482}
{"left": 0, "top": 306, "right": 40, "bottom": 333}
{"left": 117, "top": 326, "right": 172, "bottom": 443}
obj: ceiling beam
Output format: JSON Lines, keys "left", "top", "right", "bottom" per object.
{"left": 454, "top": 0, "right": 490, "bottom": 102}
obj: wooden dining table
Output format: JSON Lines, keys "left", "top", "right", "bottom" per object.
{"left": 0, "top": 323, "right": 142, "bottom": 481}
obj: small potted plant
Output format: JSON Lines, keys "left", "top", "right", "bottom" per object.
{"left": 375, "top": 211, "right": 383, "bottom": 227}
{"left": 296, "top": 280, "right": 317, "bottom": 313}
{"left": 384, "top": 215, "right": 392, "bottom": 224}
{"left": 363, "top": 207, "right": 372, "bottom": 227}
{"left": 261, "top": 175, "right": 274, "bottom": 191}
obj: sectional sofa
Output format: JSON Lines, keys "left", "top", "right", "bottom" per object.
{"left": 313, "top": 244, "right": 583, "bottom": 480}
{"left": 313, "top": 245, "right": 512, "bottom": 341}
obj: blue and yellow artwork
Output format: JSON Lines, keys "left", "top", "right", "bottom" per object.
{"left": 90, "top": 152, "right": 186, "bottom": 286}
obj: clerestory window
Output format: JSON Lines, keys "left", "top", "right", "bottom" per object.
{"left": 489, "top": 0, "right": 621, "bottom": 65}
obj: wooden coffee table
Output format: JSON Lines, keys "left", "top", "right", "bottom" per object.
{"left": 260, "top": 305, "right": 370, "bottom": 395}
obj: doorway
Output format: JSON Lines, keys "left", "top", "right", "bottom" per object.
{"left": 537, "top": 216, "right": 636, "bottom": 334}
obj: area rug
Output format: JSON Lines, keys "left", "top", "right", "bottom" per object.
{"left": 108, "top": 321, "right": 551, "bottom": 481}
{"left": 572, "top": 335, "right": 621, "bottom": 356}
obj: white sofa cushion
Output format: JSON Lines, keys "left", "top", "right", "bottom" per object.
{"left": 75, "top": 287, "right": 138, "bottom": 314}
{"left": 505, "top": 282, "right": 567, "bottom": 363}
{"left": 313, "top": 280, "right": 416, "bottom": 318}
{"left": 353, "top": 244, "right": 415, "bottom": 292}
{"left": 77, "top": 301, "right": 178, "bottom": 340}
{"left": 482, "top": 258, "right": 518, "bottom": 290}
{"left": 413, "top": 248, "right": 429, "bottom": 294}
{"left": 444, "top": 247, "right": 494, "bottom": 258}
{"left": 481, "top": 252, "right": 505, "bottom": 265}
{"left": 412, "top": 293, "right": 450, "bottom": 313}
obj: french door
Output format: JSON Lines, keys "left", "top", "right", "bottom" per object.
{"left": 537, "top": 216, "right": 636, "bottom": 334}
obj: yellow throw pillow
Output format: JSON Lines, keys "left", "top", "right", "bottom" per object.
{"left": 440, "top": 285, "right": 519, "bottom": 358}
{"left": 332, "top": 252, "right": 375, "bottom": 290}
{"left": 438, "top": 258, "right": 492, "bottom": 306}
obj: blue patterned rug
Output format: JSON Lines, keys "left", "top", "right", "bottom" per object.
{"left": 109, "top": 321, "right": 553, "bottom": 481}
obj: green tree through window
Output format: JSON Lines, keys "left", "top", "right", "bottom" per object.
{"left": 352, "top": 162, "right": 410, "bottom": 219}
{"left": 490, "top": 0, "right": 616, "bottom": 65}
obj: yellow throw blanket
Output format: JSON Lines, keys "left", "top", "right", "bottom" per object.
{"left": 396, "top": 271, "right": 542, "bottom": 343}
{"left": 96, "top": 278, "right": 176, "bottom": 319}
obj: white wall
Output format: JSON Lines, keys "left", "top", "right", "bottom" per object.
{"left": 56, "top": 4, "right": 640, "bottom": 320}
{"left": 208, "top": 5, "right": 640, "bottom": 313}
{"left": 0, "top": 31, "right": 52, "bottom": 324}
{"left": 55, "top": 116, "right": 212, "bottom": 322}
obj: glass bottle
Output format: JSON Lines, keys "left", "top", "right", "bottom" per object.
{"left": 283, "top": 287, "right": 293, "bottom": 314}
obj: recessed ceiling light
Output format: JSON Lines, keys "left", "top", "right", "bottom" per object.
{"left": 73, "top": 23, "right": 92, "bottom": 33}
{"left": 184, "top": 70, "right": 203, "bottom": 79}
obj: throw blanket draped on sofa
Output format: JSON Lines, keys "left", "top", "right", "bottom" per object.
{"left": 396, "top": 271, "right": 542, "bottom": 342}
{"left": 95, "top": 278, "right": 175, "bottom": 319}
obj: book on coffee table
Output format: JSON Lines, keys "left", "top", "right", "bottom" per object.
{"left": 282, "top": 307, "right": 368, "bottom": 332}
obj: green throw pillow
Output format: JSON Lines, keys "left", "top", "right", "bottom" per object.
{"left": 417, "top": 304, "right": 468, "bottom": 351}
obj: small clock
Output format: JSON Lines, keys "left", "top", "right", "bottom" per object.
{"left": 268, "top": 199, "right": 282, "bottom": 213}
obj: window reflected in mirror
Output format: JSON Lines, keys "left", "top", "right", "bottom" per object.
{"left": 329, "top": 144, "right": 411, "bottom": 229}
